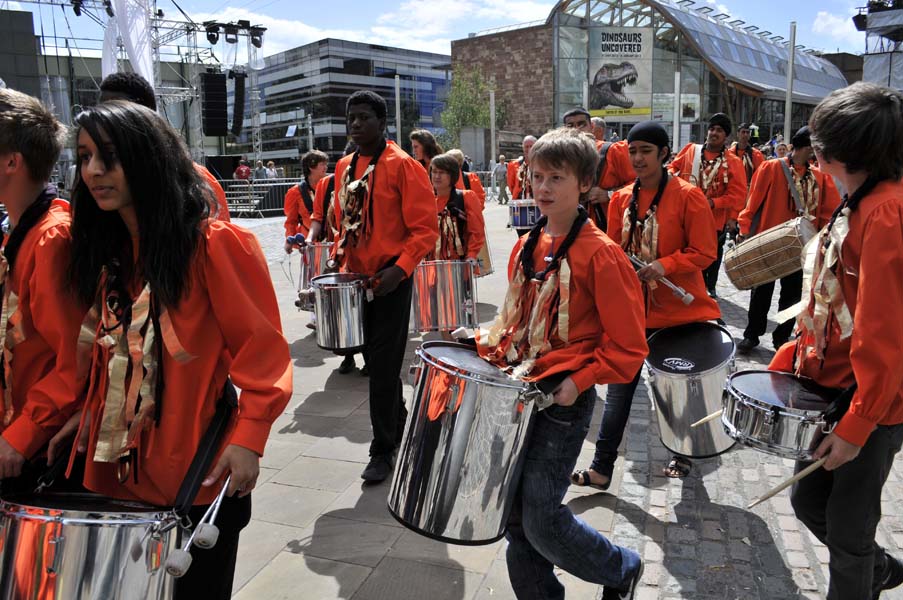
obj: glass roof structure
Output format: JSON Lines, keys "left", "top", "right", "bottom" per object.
{"left": 550, "top": 0, "right": 848, "bottom": 103}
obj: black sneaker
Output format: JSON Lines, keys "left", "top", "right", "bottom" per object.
{"left": 737, "top": 337, "right": 759, "bottom": 354}
{"left": 361, "top": 454, "right": 393, "bottom": 483}
{"left": 337, "top": 355, "right": 356, "bottom": 374}
{"left": 874, "top": 554, "right": 903, "bottom": 599}
{"left": 360, "top": 364, "right": 370, "bottom": 377}
{"left": 601, "top": 560, "right": 644, "bottom": 600}
{"left": 707, "top": 288, "right": 718, "bottom": 298}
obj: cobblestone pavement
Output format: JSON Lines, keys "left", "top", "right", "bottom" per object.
{"left": 231, "top": 205, "right": 903, "bottom": 599}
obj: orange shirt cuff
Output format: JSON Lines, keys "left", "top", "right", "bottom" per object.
{"left": 396, "top": 254, "right": 418, "bottom": 278}
{"left": 3, "top": 415, "right": 51, "bottom": 459}
{"left": 657, "top": 256, "right": 676, "bottom": 276}
{"left": 229, "top": 418, "right": 273, "bottom": 456}
{"left": 834, "top": 410, "right": 877, "bottom": 447}
{"left": 570, "top": 368, "right": 597, "bottom": 394}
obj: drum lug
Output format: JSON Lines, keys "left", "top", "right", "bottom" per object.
{"left": 46, "top": 521, "right": 64, "bottom": 574}
{"left": 407, "top": 361, "right": 422, "bottom": 386}
{"left": 822, "top": 421, "right": 837, "bottom": 435}
{"left": 521, "top": 387, "right": 554, "bottom": 411}
{"left": 761, "top": 410, "right": 776, "bottom": 439}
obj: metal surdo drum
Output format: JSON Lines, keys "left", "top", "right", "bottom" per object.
{"left": 645, "top": 322, "right": 736, "bottom": 458}
{"left": 0, "top": 493, "right": 178, "bottom": 599}
{"left": 722, "top": 370, "right": 836, "bottom": 461}
{"left": 296, "top": 242, "right": 333, "bottom": 311}
{"left": 311, "top": 273, "right": 368, "bottom": 352}
{"left": 509, "top": 199, "right": 539, "bottom": 230}
{"left": 410, "top": 260, "right": 477, "bottom": 333}
{"left": 388, "top": 342, "right": 549, "bottom": 545}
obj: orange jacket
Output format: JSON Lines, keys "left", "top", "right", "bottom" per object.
{"left": 607, "top": 177, "right": 721, "bottom": 328}
{"left": 195, "top": 163, "right": 230, "bottom": 222}
{"left": 503, "top": 223, "right": 648, "bottom": 392}
{"left": 283, "top": 181, "right": 315, "bottom": 238}
{"left": 770, "top": 179, "right": 903, "bottom": 447}
{"left": 738, "top": 158, "right": 841, "bottom": 236}
{"left": 455, "top": 172, "right": 486, "bottom": 208}
{"left": 668, "top": 143, "right": 748, "bottom": 229}
{"left": 0, "top": 200, "right": 84, "bottom": 458}
{"left": 597, "top": 139, "right": 635, "bottom": 190}
{"left": 436, "top": 189, "right": 485, "bottom": 260}
{"left": 507, "top": 159, "right": 530, "bottom": 200}
{"left": 332, "top": 141, "right": 439, "bottom": 277}
{"left": 79, "top": 221, "right": 292, "bottom": 506}
{"left": 729, "top": 143, "right": 766, "bottom": 185}
{"left": 311, "top": 174, "right": 333, "bottom": 225}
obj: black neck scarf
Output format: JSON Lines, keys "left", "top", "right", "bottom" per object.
{"left": 520, "top": 206, "right": 588, "bottom": 281}
{"left": 3, "top": 185, "right": 56, "bottom": 272}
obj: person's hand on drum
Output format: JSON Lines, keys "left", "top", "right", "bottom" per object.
{"left": 0, "top": 436, "right": 25, "bottom": 479}
{"left": 813, "top": 432, "right": 861, "bottom": 471}
{"left": 47, "top": 409, "right": 91, "bottom": 464}
{"left": 284, "top": 240, "right": 294, "bottom": 255}
{"left": 637, "top": 260, "right": 666, "bottom": 282}
{"left": 371, "top": 265, "right": 406, "bottom": 296}
{"left": 203, "top": 444, "right": 260, "bottom": 497}
{"left": 308, "top": 221, "right": 322, "bottom": 243}
{"left": 552, "top": 377, "right": 579, "bottom": 406}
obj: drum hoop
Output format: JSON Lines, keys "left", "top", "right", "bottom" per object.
{"left": 416, "top": 343, "right": 526, "bottom": 390}
{"left": 0, "top": 500, "right": 169, "bottom": 525}
{"left": 727, "top": 370, "right": 832, "bottom": 417}
{"left": 644, "top": 322, "right": 735, "bottom": 378}
{"left": 311, "top": 274, "right": 368, "bottom": 289}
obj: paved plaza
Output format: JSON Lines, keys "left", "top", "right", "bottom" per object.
{"left": 230, "top": 203, "right": 903, "bottom": 600}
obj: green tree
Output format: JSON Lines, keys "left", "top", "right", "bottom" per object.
{"left": 438, "top": 67, "right": 507, "bottom": 149}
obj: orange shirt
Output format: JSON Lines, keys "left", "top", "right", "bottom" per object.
{"left": 332, "top": 141, "right": 438, "bottom": 277}
{"left": 738, "top": 158, "right": 841, "bottom": 236}
{"left": 79, "top": 221, "right": 292, "bottom": 506}
{"left": 311, "top": 175, "right": 333, "bottom": 225}
{"left": 0, "top": 200, "right": 83, "bottom": 458}
{"left": 668, "top": 143, "right": 748, "bottom": 229}
{"left": 195, "top": 163, "right": 230, "bottom": 222}
{"left": 770, "top": 179, "right": 903, "bottom": 447}
{"left": 730, "top": 143, "right": 766, "bottom": 184}
{"left": 435, "top": 189, "right": 485, "bottom": 260}
{"left": 597, "top": 139, "right": 635, "bottom": 190}
{"left": 455, "top": 172, "right": 486, "bottom": 208}
{"left": 502, "top": 223, "right": 648, "bottom": 392}
{"left": 607, "top": 177, "right": 721, "bottom": 328}
{"left": 283, "top": 181, "right": 315, "bottom": 238}
{"left": 508, "top": 159, "right": 530, "bottom": 200}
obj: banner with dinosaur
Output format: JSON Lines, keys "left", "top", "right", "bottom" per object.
{"left": 588, "top": 27, "right": 653, "bottom": 120}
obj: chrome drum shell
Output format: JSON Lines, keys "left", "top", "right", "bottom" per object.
{"left": 296, "top": 242, "right": 333, "bottom": 311}
{"left": 410, "top": 260, "right": 477, "bottom": 333}
{"left": 311, "top": 273, "right": 368, "bottom": 352}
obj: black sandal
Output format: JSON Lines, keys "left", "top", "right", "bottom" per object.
{"left": 663, "top": 456, "right": 692, "bottom": 478}
{"left": 570, "top": 469, "right": 611, "bottom": 491}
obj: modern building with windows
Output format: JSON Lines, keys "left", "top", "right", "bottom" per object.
{"left": 453, "top": 0, "right": 850, "bottom": 145}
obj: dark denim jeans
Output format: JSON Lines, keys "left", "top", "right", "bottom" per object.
{"left": 506, "top": 388, "right": 642, "bottom": 599}
{"left": 791, "top": 423, "right": 903, "bottom": 600}
{"left": 590, "top": 366, "right": 644, "bottom": 480}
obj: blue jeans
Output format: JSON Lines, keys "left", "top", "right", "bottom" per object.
{"left": 590, "top": 366, "right": 643, "bottom": 480}
{"left": 506, "top": 389, "right": 642, "bottom": 599}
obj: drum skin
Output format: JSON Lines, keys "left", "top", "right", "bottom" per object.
{"left": 724, "top": 217, "right": 816, "bottom": 290}
{"left": 0, "top": 493, "right": 177, "bottom": 600}
{"left": 410, "top": 261, "right": 477, "bottom": 333}
{"left": 388, "top": 342, "right": 543, "bottom": 545}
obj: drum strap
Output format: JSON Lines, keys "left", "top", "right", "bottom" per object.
{"left": 822, "top": 382, "right": 857, "bottom": 425}
{"left": 462, "top": 174, "right": 471, "bottom": 191}
{"left": 779, "top": 159, "right": 806, "bottom": 214}
{"left": 298, "top": 181, "right": 314, "bottom": 215}
{"left": 595, "top": 142, "right": 613, "bottom": 185}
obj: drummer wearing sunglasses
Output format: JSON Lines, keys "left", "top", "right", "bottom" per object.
{"left": 476, "top": 127, "right": 647, "bottom": 599}
{"left": 769, "top": 82, "right": 903, "bottom": 600}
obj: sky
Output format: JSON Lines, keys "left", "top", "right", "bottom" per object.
{"left": 1, "top": 0, "right": 867, "bottom": 60}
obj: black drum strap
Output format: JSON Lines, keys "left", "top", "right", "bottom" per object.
{"left": 821, "top": 382, "right": 857, "bottom": 425}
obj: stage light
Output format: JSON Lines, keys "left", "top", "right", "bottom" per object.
{"left": 224, "top": 25, "right": 239, "bottom": 44}
{"left": 205, "top": 23, "right": 220, "bottom": 45}
{"left": 71, "top": 0, "right": 82, "bottom": 17}
{"left": 250, "top": 26, "right": 265, "bottom": 49}
{"left": 103, "top": 0, "right": 114, "bottom": 17}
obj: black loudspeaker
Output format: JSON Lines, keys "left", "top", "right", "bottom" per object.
{"left": 230, "top": 70, "right": 247, "bottom": 136}
{"left": 199, "top": 72, "right": 228, "bottom": 137}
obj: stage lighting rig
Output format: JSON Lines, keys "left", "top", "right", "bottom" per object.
{"left": 71, "top": 0, "right": 83, "bottom": 17}
{"left": 250, "top": 26, "right": 264, "bottom": 48}
{"left": 224, "top": 24, "right": 239, "bottom": 44}
{"left": 205, "top": 22, "right": 220, "bottom": 45}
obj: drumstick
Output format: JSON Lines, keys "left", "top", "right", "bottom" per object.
{"left": 747, "top": 457, "right": 826, "bottom": 510}
{"left": 691, "top": 409, "right": 723, "bottom": 428}
{"left": 627, "top": 255, "right": 695, "bottom": 305}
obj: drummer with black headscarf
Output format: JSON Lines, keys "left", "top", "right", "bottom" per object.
{"left": 571, "top": 120, "right": 721, "bottom": 487}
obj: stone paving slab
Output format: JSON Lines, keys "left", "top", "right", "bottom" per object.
{"left": 232, "top": 206, "right": 903, "bottom": 599}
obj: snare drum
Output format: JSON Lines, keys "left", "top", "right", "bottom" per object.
{"left": 0, "top": 493, "right": 178, "bottom": 599}
{"left": 410, "top": 260, "right": 477, "bottom": 333}
{"left": 296, "top": 242, "right": 333, "bottom": 311}
{"left": 722, "top": 370, "right": 835, "bottom": 461}
{"left": 388, "top": 342, "right": 548, "bottom": 545}
{"left": 311, "top": 273, "right": 368, "bottom": 352}
{"left": 645, "top": 322, "right": 737, "bottom": 458}
{"left": 509, "top": 199, "right": 539, "bottom": 230}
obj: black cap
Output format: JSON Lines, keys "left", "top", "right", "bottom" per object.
{"left": 708, "top": 113, "right": 732, "bottom": 135}
{"left": 627, "top": 121, "right": 670, "bottom": 150}
{"left": 738, "top": 122, "right": 751, "bottom": 131}
{"left": 791, "top": 126, "right": 811, "bottom": 148}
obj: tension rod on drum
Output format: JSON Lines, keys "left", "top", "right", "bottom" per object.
{"left": 627, "top": 255, "right": 695, "bottom": 305}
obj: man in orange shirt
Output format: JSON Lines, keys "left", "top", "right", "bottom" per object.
{"left": 507, "top": 135, "right": 536, "bottom": 201}
{"left": 0, "top": 89, "right": 83, "bottom": 481}
{"left": 736, "top": 126, "right": 841, "bottom": 353}
{"left": 669, "top": 113, "right": 747, "bottom": 297}
{"left": 283, "top": 149, "right": 328, "bottom": 251}
{"left": 730, "top": 123, "right": 765, "bottom": 185}
{"left": 330, "top": 91, "right": 438, "bottom": 482}
{"left": 477, "top": 127, "right": 647, "bottom": 599}
{"left": 769, "top": 82, "right": 903, "bottom": 600}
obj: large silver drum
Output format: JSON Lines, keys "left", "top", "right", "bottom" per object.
{"left": 0, "top": 493, "right": 178, "bottom": 599}
{"left": 311, "top": 273, "right": 368, "bottom": 352}
{"left": 645, "top": 322, "right": 736, "bottom": 458}
{"left": 388, "top": 342, "right": 547, "bottom": 545}
{"left": 296, "top": 242, "right": 333, "bottom": 311}
{"left": 410, "top": 260, "right": 477, "bottom": 333}
{"left": 722, "top": 370, "right": 835, "bottom": 461}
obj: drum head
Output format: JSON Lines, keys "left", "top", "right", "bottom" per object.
{"left": 1, "top": 492, "right": 161, "bottom": 513}
{"left": 311, "top": 273, "right": 365, "bottom": 286}
{"left": 646, "top": 322, "right": 734, "bottom": 375}
{"left": 419, "top": 342, "right": 513, "bottom": 386}
{"left": 730, "top": 371, "right": 834, "bottom": 411}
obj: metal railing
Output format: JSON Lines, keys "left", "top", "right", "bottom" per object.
{"left": 219, "top": 178, "right": 298, "bottom": 218}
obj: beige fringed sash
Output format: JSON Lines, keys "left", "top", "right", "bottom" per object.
{"left": 0, "top": 252, "right": 26, "bottom": 426}
{"left": 435, "top": 211, "right": 465, "bottom": 260}
{"left": 516, "top": 160, "right": 532, "bottom": 199}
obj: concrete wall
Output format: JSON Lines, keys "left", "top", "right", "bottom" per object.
{"left": 0, "top": 10, "right": 40, "bottom": 98}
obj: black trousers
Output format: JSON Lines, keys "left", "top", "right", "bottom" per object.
{"left": 174, "top": 493, "right": 252, "bottom": 600}
{"left": 791, "top": 424, "right": 903, "bottom": 600}
{"left": 363, "top": 276, "right": 413, "bottom": 457}
{"left": 742, "top": 270, "right": 803, "bottom": 343}
{"left": 702, "top": 228, "right": 727, "bottom": 292}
